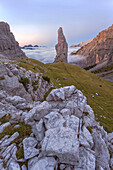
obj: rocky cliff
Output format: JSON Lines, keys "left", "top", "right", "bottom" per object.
{"left": 54, "top": 27, "right": 68, "bottom": 63}
{"left": 73, "top": 25, "right": 113, "bottom": 67}
{"left": 0, "top": 22, "right": 26, "bottom": 59}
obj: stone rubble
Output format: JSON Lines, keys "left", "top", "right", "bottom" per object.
{"left": 0, "top": 85, "right": 112, "bottom": 169}
{"left": 0, "top": 61, "right": 53, "bottom": 120}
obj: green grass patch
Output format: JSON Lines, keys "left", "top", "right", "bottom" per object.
{"left": 87, "top": 126, "right": 93, "bottom": 134}
{"left": 0, "top": 122, "right": 31, "bottom": 141}
{"left": 32, "top": 80, "right": 39, "bottom": 92}
{"left": 16, "top": 146, "right": 24, "bottom": 159}
{"left": 0, "top": 76, "right": 5, "bottom": 80}
{"left": 0, "top": 120, "right": 31, "bottom": 160}
{"left": 19, "top": 77, "right": 30, "bottom": 91}
{"left": 43, "top": 87, "right": 54, "bottom": 101}
{"left": 0, "top": 114, "right": 11, "bottom": 124}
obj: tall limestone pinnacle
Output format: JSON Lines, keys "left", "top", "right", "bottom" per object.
{"left": 54, "top": 27, "right": 68, "bottom": 63}
{"left": 0, "top": 22, "right": 26, "bottom": 59}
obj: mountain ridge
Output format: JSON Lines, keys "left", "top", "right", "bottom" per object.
{"left": 71, "top": 24, "right": 113, "bottom": 68}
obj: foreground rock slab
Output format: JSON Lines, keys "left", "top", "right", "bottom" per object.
{"left": 42, "top": 127, "right": 79, "bottom": 165}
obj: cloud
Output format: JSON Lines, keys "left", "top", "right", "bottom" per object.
{"left": 22, "top": 46, "right": 86, "bottom": 64}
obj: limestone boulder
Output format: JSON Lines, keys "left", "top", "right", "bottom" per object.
{"left": 32, "top": 157, "right": 57, "bottom": 170}
{"left": 32, "top": 119, "right": 45, "bottom": 141}
{"left": 33, "top": 101, "right": 52, "bottom": 121}
{"left": 46, "top": 85, "right": 76, "bottom": 101}
{"left": 74, "top": 147, "right": 95, "bottom": 170}
{"left": 42, "top": 127, "right": 79, "bottom": 165}
{"left": 23, "top": 137, "right": 39, "bottom": 160}
{"left": 44, "top": 111, "right": 65, "bottom": 130}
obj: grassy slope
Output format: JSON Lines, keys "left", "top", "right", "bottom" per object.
{"left": 16, "top": 58, "right": 113, "bottom": 132}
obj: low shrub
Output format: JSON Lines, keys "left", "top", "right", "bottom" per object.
{"left": 42, "top": 76, "right": 50, "bottom": 83}
{"left": 19, "top": 77, "right": 29, "bottom": 91}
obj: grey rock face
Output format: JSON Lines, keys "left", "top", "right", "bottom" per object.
{"left": 44, "top": 111, "right": 65, "bottom": 129}
{"left": 0, "top": 22, "right": 26, "bottom": 59}
{"left": 33, "top": 101, "right": 52, "bottom": 121}
{"left": 32, "top": 157, "right": 57, "bottom": 170}
{"left": 9, "top": 161, "right": 20, "bottom": 170}
{"left": 21, "top": 164, "right": 27, "bottom": 170}
{"left": 0, "top": 132, "right": 19, "bottom": 148}
{"left": 0, "top": 122, "right": 10, "bottom": 133}
{"left": 54, "top": 27, "right": 68, "bottom": 63}
{"left": 28, "top": 156, "right": 39, "bottom": 170}
{"left": 23, "top": 137, "right": 39, "bottom": 160}
{"left": 42, "top": 127, "right": 79, "bottom": 165}
{"left": 93, "top": 130, "right": 110, "bottom": 169}
{"left": 65, "top": 115, "right": 79, "bottom": 133}
{"left": 32, "top": 119, "right": 45, "bottom": 141}
{"left": 79, "top": 126, "right": 94, "bottom": 148}
{"left": 2, "top": 75, "right": 32, "bottom": 103}
{"left": 46, "top": 85, "right": 76, "bottom": 101}
{"left": 75, "top": 147, "right": 95, "bottom": 170}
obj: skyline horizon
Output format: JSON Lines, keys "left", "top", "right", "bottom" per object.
{"left": 1, "top": 0, "right": 113, "bottom": 46}
{"left": 14, "top": 23, "right": 113, "bottom": 46}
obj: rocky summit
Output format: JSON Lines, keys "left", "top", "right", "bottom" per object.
{"left": 54, "top": 27, "right": 68, "bottom": 63}
{"left": 0, "top": 22, "right": 26, "bottom": 59}
{"left": 72, "top": 24, "right": 113, "bottom": 68}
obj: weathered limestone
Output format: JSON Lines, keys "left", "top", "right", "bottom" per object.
{"left": 92, "top": 129, "right": 110, "bottom": 169}
{"left": 9, "top": 161, "right": 20, "bottom": 170}
{"left": 79, "top": 126, "right": 94, "bottom": 148}
{"left": 74, "top": 24, "right": 113, "bottom": 67}
{"left": 0, "top": 84, "right": 112, "bottom": 169}
{"left": 32, "top": 119, "right": 45, "bottom": 141}
{"left": 0, "top": 22, "right": 26, "bottom": 59}
{"left": 75, "top": 147, "right": 95, "bottom": 170}
{"left": 0, "top": 132, "right": 19, "bottom": 148}
{"left": 44, "top": 111, "right": 65, "bottom": 129}
{"left": 23, "top": 137, "right": 39, "bottom": 160}
{"left": 42, "top": 127, "right": 79, "bottom": 165}
{"left": 32, "top": 157, "right": 57, "bottom": 170}
{"left": 54, "top": 27, "right": 68, "bottom": 63}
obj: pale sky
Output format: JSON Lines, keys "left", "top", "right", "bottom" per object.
{"left": 0, "top": 0, "right": 113, "bottom": 46}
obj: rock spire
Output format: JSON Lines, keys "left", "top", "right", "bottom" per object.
{"left": 54, "top": 27, "right": 68, "bottom": 63}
